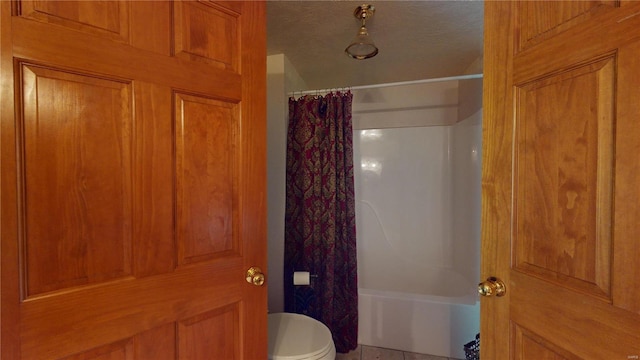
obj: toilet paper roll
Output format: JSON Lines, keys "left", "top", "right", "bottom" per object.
{"left": 293, "top": 271, "right": 311, "bottom": 285}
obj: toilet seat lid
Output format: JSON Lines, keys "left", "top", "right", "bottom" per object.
{"left": 268, "top": 313, "right": 335, "bottom": 360}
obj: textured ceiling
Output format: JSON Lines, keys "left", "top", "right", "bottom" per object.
{"left": 267, "top": 1, "right": 484, "bottom": 90}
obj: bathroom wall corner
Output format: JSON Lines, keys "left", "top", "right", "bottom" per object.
{"left": 457, "top": 78, "right": 483, "bottom": 122}
{"left": 267, "top": 54, "right": 306, "bottom": 313}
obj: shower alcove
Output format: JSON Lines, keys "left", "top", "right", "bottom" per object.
{"left": 352, "top": 77, "right": 482, "bottom": 359}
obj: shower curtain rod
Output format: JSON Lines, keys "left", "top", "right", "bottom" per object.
{"left": 288, "top": 73, "right": 483, "bottom": 97}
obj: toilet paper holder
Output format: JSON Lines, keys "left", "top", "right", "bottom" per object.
{"left": 292, "top": 273, "right": 317, "bottom": 314}
{"left": 293, "top": 271, "right": 318, "bottom": 285}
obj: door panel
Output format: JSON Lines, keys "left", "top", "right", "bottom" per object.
{"left": 482, "top": 1, "right": 640, "bottom": 359}
{"left": 21, "top": 63, "right": 134, "bottom": 297}
{"left": 20, "top": 0, "right": 130, "bottom": 41}
{"left": 177, "top": 303, "right": 240, "bottom": 360}
{"left": 513, "top": 325, "right": 577, "bottom": 360}
{"left": 174, "top": 1, "right": 240, "bottom": 71}
{"left": 175, "top": 93, "right": 239, "bottom": 265}
{"left": 1, "top": 1, "right": 266, "bottom": 359}
{"left": 515, "top": 1, "right": 615, "bottom": 52}
{"left": 514, "top": 57, "right": 614, "bottom": 301}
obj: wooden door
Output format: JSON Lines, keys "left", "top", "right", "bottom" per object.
{"left": 482, "top": 1, "right": 640, "bottom": 359}
{"left": 0, "top": 1, "right": 267, "bottom": 359}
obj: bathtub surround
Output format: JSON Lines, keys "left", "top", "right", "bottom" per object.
{"left": 352, "top": 78, "right": 481, "bottom": 359}
{"left": 284, "top": 92, "right": 358, "bottom": 353}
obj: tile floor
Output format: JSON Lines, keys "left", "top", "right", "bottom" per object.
{"left": 335, "top": 345, "right": 464, "bottom": 360}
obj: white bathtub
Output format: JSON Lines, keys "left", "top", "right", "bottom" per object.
{"left": 358, "top": 266, "right": 479, "bottom": 359}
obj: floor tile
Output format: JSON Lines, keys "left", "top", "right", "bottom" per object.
{"left": 336, "top": 345, "right": 361, "bottom": 360}
{"left": 361, "top": 346, "right": 404, "bottom": 360}
{"left": 403, "top": 352, "right": 449, "bottom": 360}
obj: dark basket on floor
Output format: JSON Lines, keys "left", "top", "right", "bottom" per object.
{"left": 463, "top": 333, "right": 480, "bottom": 360}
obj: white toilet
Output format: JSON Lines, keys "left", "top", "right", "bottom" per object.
{"left": 268, "top": 313, "right": 336, "bottom": 360}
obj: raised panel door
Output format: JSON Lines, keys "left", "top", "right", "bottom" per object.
{"left": 0, "top": 1, "right": 266, "bottom": 358}
{"left": 482, "top": 1, "right": 640, "bottom": 358}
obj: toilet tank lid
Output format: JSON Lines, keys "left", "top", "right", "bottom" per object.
{"left": 268, "top": 313, "right": 334, "bottom": 360}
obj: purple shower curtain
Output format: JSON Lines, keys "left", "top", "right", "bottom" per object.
{"left": 284, "top": 92, "right": 358, "bottom": 353}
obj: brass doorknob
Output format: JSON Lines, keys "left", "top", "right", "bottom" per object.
{"left": 246, "top": 267, "right": 265, "bottom": 286}
{"left": 478, "top": 276, "right": 506, "bottom": 297}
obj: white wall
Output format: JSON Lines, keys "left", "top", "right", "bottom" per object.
{"left": 266, "top": 54, "right": 306, "bottom": 313}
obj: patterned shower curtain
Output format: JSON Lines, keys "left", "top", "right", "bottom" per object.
{"left": 284, "top": 92, "right": 358, "bottom": 353}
